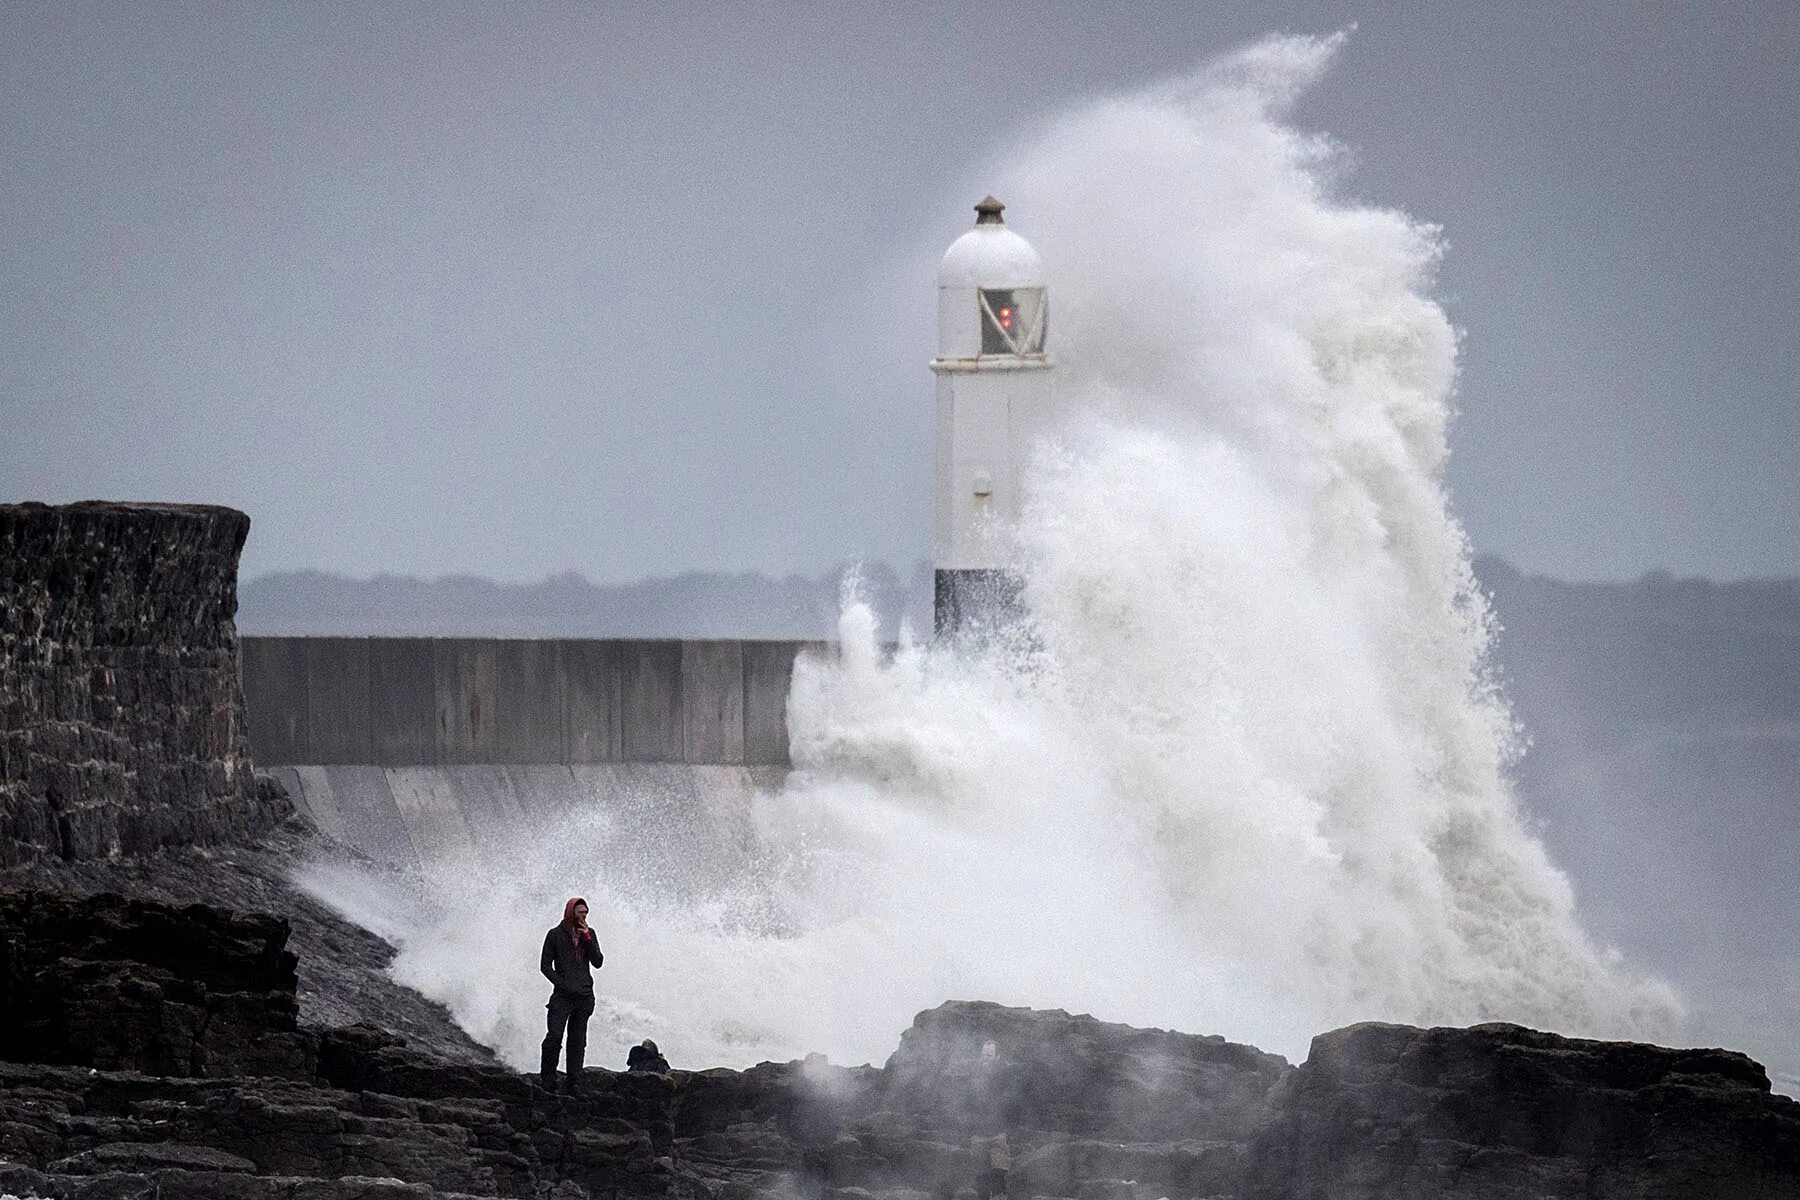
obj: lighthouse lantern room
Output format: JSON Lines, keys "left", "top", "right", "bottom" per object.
{"left": 931, "top": 195, "right": 1054, "bottom": 637}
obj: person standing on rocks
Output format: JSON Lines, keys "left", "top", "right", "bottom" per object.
{"left": 539, "top": 896, "right": 604, "bottom": 1091}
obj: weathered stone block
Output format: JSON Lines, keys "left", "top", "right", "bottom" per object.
{"left": 0, "top": 502, "right": 290, "bottom": 865}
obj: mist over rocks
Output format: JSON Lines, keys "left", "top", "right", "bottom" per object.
{"left": 1, "top": 888, "right": 1796, "bottom": 1199}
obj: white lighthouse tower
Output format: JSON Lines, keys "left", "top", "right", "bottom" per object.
{"left": 931, "top": 195, "right": 1053, "bottom": 637}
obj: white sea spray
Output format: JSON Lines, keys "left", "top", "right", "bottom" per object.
{"left": 298, "top": 33, "right": 1679, "bottom": 1072}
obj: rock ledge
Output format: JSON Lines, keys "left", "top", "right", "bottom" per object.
{"left": 1, "top": 887, "right": 1797, "bottom": 1199}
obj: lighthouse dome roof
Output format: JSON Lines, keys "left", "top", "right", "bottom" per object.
{"left": 938, "top": 197, "right": 1045, "bottom": 290}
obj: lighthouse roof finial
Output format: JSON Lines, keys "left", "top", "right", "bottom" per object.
{"left": 938, "top": 197, "right": 1044, "bottom": 288}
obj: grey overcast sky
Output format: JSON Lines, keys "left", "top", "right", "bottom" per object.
{"left": 2, "top": 2, "right": 1796, "bottom": 583}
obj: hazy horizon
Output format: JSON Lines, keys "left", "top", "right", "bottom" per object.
{"left": 239, "top": 553, "right": 1800, "bottom": 590}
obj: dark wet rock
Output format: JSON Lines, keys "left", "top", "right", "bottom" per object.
{"left": 1, "top": 892, "right": 1798, "bottom": 1199}
{"left": 0, "top": 887, "right": 314, "bottom": 1079}
{"left": 0, "top": 1056, "right": 654, "bottom": 1199}
{"left": 47, "top": 1141, "right": 259, "bottom": 1174}
{"left": 0, "top": 501, "right": 291, "bottom": 868}
{"left": 1244, "top": 1019, "right": 1800, "bottom": 1199}
{"left": 1, "top": 825, "right": 500, "bottom": 1067}
{"left": 882, "top": 999, "right": 1289, "bottom": 1143}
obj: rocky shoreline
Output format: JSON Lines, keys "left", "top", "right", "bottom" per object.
{"left": 1, "top": 886, "right": 1797, "bottom": 1200}
{"left": 0, "top": 821, "right": 497, "bottom": 1069}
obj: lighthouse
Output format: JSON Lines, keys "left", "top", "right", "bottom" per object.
{"left": 931, "top": 195, "right": 1053, "bottom": 638}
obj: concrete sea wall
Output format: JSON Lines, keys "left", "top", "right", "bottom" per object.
{"left": 240, "top": 637, "right": 819, "bottom": 767}
{"left": 261, "top": 763, "right": 785, "bottom": 873}
{"left": 0, "top": 502, "right": 289, "bottom": 867}
{"left": 239, "top": 636, "right": 821, "bottom": 868}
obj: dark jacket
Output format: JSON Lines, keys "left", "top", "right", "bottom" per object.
{"left": 541, "top": 900, "right": 604, "bottom": 995}
{"left": 626, "top": 1042, "right": 670, "bottom": 1073}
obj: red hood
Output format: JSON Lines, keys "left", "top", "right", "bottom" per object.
{"left": 563, "top": 897, "right": 586, "bottom": 927}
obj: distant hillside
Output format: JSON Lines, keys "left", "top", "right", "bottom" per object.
{"left": 1479, "top": 557, "right": 1800, "bottom": 732}
{"left": 238, "top": 562, "right": 934, "bottom": 639}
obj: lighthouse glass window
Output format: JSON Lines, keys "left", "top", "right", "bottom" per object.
{"left": 979, "top": 288, "right": 1047, "bottom": 355}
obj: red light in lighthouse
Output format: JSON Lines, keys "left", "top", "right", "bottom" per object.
{"left": 999, "top": 306, "right": 1014, "bottom": 329}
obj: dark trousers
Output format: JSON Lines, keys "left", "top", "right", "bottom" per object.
{"left": 541, "top": 988, "right": 595, "bottom": 1084}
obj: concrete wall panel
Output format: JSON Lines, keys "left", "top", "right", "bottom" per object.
{"left": 306, "top": 639, "right": 372, "bottom": 764}
{"left": 689, "top": 765, "right": 756, "bottom": 818}
{"left": 561, "top": 641, "right": 622, "bottom": 763}
{"left": 620, "top": 641, "right": 683, "bottom": 762}
{"left": 496, "top": 640, "right": 565, "bottom": 764}
{"left": 288, "top": 766, "right": 341, "bottom": 843}
{"left": 682, "top": 641, "right": 745, "bottom": 764}
{"left": 630, "top": 763, "right": 704, "bottom": 808}
{"left": 563, "top": 764, "right": 656, "bottom": 832}
{"left": 369, "top": 638, "right": 437, "bottom": 765}
{"left": 241, "top": 638, "right": 310, "bottom": 765}
{"left": 606, "top": 764, "right": 703, "bottom": 835}
{"left": 564, "top": 762, "right": 697, "bottom": 827}
{"left": 242, "top": 637, "right": 800, "bottom": 768}
{"left": 507, "top": 765, "right": 580, "bottom": 824}
{"left": 434, "top": 640, "right": 499, "bottom": 764}
{"left": 565, "top": 764, "right": 627, "bottom": 807}
{"left": 743, "top": 641, "right": 803, "bottom": 766}
{"left": 387, "top": 766, "right": 477, "bottom": 861}
{"left": 295, "top": 765, "right": 416, "bottom": 870}
{"left": 442, "top": 764, "right": 526, "bottom": 845}
{"left": 645, "top": 764, "right": 769, "bottom": 899}
{"left": 284, "top": 763, "right": 793, "bottom": 881}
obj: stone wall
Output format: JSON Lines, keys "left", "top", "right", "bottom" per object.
{"left": 0, "top": 502, "right": 289, "bottom": 867}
